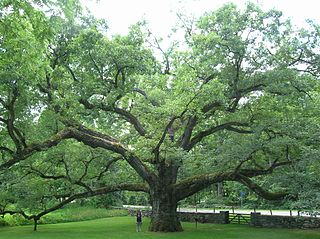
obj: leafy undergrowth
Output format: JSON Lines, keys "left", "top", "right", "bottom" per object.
{"left": 0, "top": 207, "right": 128, "bottom": 227}
{"left": 0, "top": 217, "right": 320, "bottom": 239}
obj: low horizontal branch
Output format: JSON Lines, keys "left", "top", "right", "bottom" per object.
{"left": 0, "top": 183, "right": 149, "bottom": 222}
{"left": 174, "top": 161, "right": 292, "bottom": 201}
{"left": 237, "top": 175, "right": 292, "bottom": 200}
{"left": 0, "top": 128, "right": 74, "bottom": 171}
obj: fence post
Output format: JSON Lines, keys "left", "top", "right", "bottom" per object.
{"left": 250, "top": 212, "right": 261, "bottom": 227}
{"left": 220, "top": 211, "right": 229, "bottom": 224}
{"left": 269, "top": 209, "right": 272, "bottom": 215}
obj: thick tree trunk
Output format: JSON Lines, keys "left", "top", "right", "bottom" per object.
{"left": 149, "top": 191, "right": 182, "bottom": 232}
{"left": 149, "top": 163, "right": 182, "bottom": 232}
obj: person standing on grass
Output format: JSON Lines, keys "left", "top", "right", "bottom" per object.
{"left": 136, "top": 210, "right": 142, "bottom": 232}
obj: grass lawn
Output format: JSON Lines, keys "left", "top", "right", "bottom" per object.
{"left": 0, "top": 216, "right": 320, "bottom": 239}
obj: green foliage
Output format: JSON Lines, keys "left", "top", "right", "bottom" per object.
{"left": 0, "top": 1, "right": 320, "bottom": 229}
{"left": 1, "top": 207, "right": 128, "bottom": 226}
{"left": 41, "top": 207, "right": 128, "bottom": 224}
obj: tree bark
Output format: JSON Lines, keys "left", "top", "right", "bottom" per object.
{"left": 149, "top": 191, "right": 182, "bottom": 232}
{"left": 149, "top": 163, "right": 182, "bottom": 232}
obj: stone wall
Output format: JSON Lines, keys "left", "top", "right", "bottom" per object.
{"left": 128, "top": 209, "right": 152, "bottom": 217}
{"left": 128, "top": 209, "right": 229, "bottom": 224}
{"left": 250, "top": 212, "right": 320, "bottom": 229}
{"left": 127, "top": 209, "right": 320, "bottom": 229}
{"left": 178, "top": 211, "right": 229, "bottom": 224}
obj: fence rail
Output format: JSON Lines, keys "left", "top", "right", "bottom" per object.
{"left": 229, "top": 213, "right": 251, "bottom": 224}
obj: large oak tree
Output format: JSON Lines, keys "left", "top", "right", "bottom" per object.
{"left": 1, "top": 0, "right": 319, "bottom": 232}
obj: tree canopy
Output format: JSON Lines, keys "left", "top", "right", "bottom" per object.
{"left": 0, "top": 0, "right": 319, "bottom": 232}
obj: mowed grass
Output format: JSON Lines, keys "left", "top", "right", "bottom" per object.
{"left": 1, "top": 207, "right": 128, "bottom": 226}
{"left": 0, "top": 216, "right": 320, "bottom": 239}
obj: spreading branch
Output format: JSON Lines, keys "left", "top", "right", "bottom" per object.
{"left": 95, "top": 157, "right": 122, "bottom": 181}
{"left": 146, "top": 29, "right": 171, "bottom": 74}
{"left": 67, "top": 125, "right": 157, "bottom": 185}
{"left": 6, "top": 88, "right": 24, "bottom": 153}
{"left": 175, "top": 160, "right": 292, "bottom": 201}
{"left": 228, "top": 83, "right": 265, "bottom": 112}
{"left": 184, "top": 122, "right": 253, "bottom": 151}
{"left": 88, "top": 50, "right": 103, "bottom": 80}
{"left": 175, "top": 172, "right": 236, "bottom": 201}
{"left": 0, "top": 146, "right": 14, "bottom": 155}
{"left": 236, "top": 175, "right": 291, "bottom": 200}
{"left": 179, "top": 116, "right": 197, "bottom": 149}
{"left": 79, "top": 98, "right": 146, "bottom": 136}
{"left": 0, "top": 128, "right": 74, "bottom": 171}
{"left": 0, "top": 183, "right": 149, "bottom": 228}
{"left": 152, "top": 94, "right": 197, "bottom": 161}
{"left": 152, "top": 117, "right": 177, "bottom": 162}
